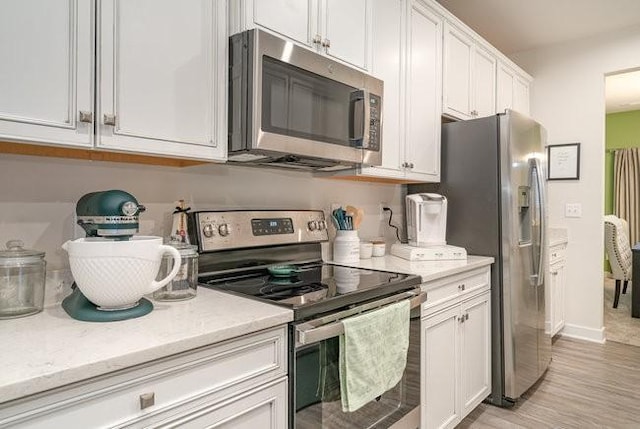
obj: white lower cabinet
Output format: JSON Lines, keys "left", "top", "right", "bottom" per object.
{"left": 547, "top": 242, "right": 567, "bottom": 336}
{"left": 421, "top": 269, "right": 491, "bottom": 429}
{"left": 0, "top": 327, "right": 287, "bottom": 429}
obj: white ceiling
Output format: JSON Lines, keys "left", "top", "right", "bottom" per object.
{"left": 435, "top": 0, "right": 640, "bottom": 113}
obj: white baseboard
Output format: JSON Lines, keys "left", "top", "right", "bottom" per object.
{"left": 559, "top": 323, "right": 606, "bottom": 344}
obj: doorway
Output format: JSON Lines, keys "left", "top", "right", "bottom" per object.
{"left": 603, "top": 68, "right": 640, "bottom": 346}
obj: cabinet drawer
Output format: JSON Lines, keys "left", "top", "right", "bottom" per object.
{"left": 549, "top": 243, "right": 567, "bottom": 264}
{"left": 1, "top": 326, "right": 287, "bottom": 429}
{"left": 421, "top": 267, "right": 490, "bottom": 313}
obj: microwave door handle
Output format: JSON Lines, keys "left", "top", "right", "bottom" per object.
{"left": 349, "top": 89, "right": 370, "bottom": 148}
{"left": 295, "top": 291, "right": 426, "bottom": 346}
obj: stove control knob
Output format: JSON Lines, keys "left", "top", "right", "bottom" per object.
{"left": 308, "top": 220, "right": 318, "bottom": 231}
{"left": 218, "top": 223, "right": 229, "bottom": 237}
{"left": 202, "top": 223, "right": 215, "bottom": 238}
{"left": 317, "top": 220, "right": 326, "bottom": 230}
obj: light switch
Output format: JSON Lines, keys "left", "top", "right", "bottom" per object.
{"left": 565, "top": 203, "right": 582, "bottom": 218}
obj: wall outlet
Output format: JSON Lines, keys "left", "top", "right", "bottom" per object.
{"left": 379, "top": 202, "right": 388, "bottom": 221}
{"left": 565, "top": 203, "right": 582, "bottom": 218}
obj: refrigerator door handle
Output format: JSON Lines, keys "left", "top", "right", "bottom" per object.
{"left": 533, "top": 157, "right": 546, "bottom": 286}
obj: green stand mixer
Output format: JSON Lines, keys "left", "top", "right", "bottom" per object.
{"left": 62, "top": 190, "right": 154, "bottom": 322}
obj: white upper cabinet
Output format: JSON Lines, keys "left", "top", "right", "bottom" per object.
{"left": 405, "top": 0, "right": 442, "bottom": 181}
{"left": 355, "top": 0, "right": 442, "bottom": 183}
{"left": 472, "top": 46, "right": 497, "bottom": 118}
{"left": 360, "top": 0, "right": 405, "bottom": 179}
{"left": 0, "top": 0, "right": 94, "bottom": 147}
{"left": 496, "top": 60, "right": 531, "bottom": 116}
{"left": 323, "top": 0, "right": 369, "bottom": 69}
{"left": 231, "top": 0, "right": 371, "bottom": 70}
{"left": 252, "top": 0, "right": 314, "bottom": 46}
{"left": 443, "top": 22, "right": 497, "bottom": 120}
{"left": 442, "top": 23, "right": 473, "bottom": 120}
{"left": 97, "top": 0, "right": 227, "bottom": 160}
{"left": 513, "top": 74, "right": 531, "bottom": 116}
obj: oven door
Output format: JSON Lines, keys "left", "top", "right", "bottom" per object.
{"left": 229, "top": 29, "right": 383, "bottom": 167}
{"left": 290, "top": 290, "right": 425, "bottom": 429}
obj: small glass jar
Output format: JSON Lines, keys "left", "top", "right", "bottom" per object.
{"left": 153, "top": 241, "right": 198, "bottom": 301}
{"left": 333, "top": 230, "right": 360, "bottom": 264}
{"left": 0, "top": 240, "right": 46, "bottom": 319}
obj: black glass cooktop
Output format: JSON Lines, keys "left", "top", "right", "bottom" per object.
{"left": 200, "top": 262, "right": 421, "bottom": 321}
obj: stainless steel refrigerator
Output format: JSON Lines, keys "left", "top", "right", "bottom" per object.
{"left": 409, "top": 109, "right": 551, "bottom": 406}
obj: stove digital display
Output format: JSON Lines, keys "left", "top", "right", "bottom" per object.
{"left": 251, "top": 218, "right": 294, "bottom": 236}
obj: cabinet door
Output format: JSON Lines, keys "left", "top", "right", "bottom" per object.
{"left": 496, "top": 62, "right": 514, "bottom": 114}
{"left": 0, "top": 0, "right": 93, "bottom": 148}
{"left": 405, "top": 0, "right": 442, "bottom": 182}
{"left": 148, "top": 379, "right": 288, "bottom": 429}
{"left": 252, "top": 0, "right": 316, "bottom": 47}
{"left": 442, "top": 22, "right": 472, "bottom": 120}
{"left": 472, "top": 46, "right": 496, "bottom": 118}
{"left": 97, "top": 0, "right": 226, "bottom": 161}
{"left": 550, "top": 261, "right": 566, "bottom": 335}
{"left": 359, "top": 0, "right": 404, "bottom": 178}
{"left": 460, "top": 292, "right": 491, "bottom": 417}
{"left": 323, "top": 0, "right": 369, "bottom": 69}
{"left": 422, "top": 306, "right": 460, "bottom": 429}
{"left": 513, "top": 75, "right": 530, "bottom": 116}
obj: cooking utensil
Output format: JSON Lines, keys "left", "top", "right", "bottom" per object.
{"left": 354, "top": 208, "right": 364, "bottom": 229}
{"left": 0, "top": 240, "right": 46, "bottom": 319}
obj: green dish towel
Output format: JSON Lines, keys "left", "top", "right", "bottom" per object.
{"left": 339, "top": 300, "right": 410, "bottom": 412}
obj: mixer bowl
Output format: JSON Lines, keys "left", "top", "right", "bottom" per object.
{"left": 62, "top": 236, "right": 181, "bottom": 310}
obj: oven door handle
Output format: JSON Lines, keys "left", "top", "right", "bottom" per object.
{"left": 295, "top": 290, "right": 426, "bottom": 347}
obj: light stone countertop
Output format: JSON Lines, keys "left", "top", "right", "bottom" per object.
{"left": 549, "top": 227, "right": 569, "bottom": 246}
{"left": 0, "top": 288, "right": 292, "bottom": 404}
{"left": 327, "top": 254, "right": 494, "bottom": 283}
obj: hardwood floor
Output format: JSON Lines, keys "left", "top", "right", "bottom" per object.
{"left": 458, "top": 336, "right": 640, "bottom": 428}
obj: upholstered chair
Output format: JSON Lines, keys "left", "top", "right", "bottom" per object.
{"left": 604, "top": 215, "right": 633, "bottom": 308}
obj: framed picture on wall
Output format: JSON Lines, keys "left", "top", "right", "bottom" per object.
{"left": 547, "top": 143, "right": 580, "bottom": 180}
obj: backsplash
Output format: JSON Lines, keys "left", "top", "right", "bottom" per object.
{"left": 0, "top": 153, "right": 405, "bottom": 272}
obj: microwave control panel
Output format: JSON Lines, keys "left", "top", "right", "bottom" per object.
{"left": 367, "top": 94, "right": 381, "bottom": 152}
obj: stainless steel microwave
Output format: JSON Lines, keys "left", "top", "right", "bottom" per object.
{"left": 228, "top": 29, "right": 383, "bottom": 171}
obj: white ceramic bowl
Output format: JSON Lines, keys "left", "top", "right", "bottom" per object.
{"left": 62, "top": 236, "right": 181, "bottom": 310}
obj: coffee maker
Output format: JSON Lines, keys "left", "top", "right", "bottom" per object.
{"left": 391, "top": 193, "right": 467, "bottom": 261}
{"left": 406, "top": 193, "right": 448, "bottom": 246}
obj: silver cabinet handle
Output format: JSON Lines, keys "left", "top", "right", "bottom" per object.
{"left": 465, "top": 313, "right": 469, "bottom": 321}
{"left": 458, "top": 284, "right": 466, "bottom": 291}
{"left": 78, "top": 111, "right": 93, "bottom": 123}
{"left": 103, "top": 114, "right": 116, "bottom": 126}
{"left": 322, "top": 38, "right": 331, "bottom": 49}
{"left": 312, "top": 34, "right": 322, "bottom": 45}
{"left": 409, "top": 163, "right": 414, "bottom": 169}
{"left": 139, "top": 392, "right": 155, "bottom": 410}
{"left": 458, "top": 316, "right": 465, "bottom": 323}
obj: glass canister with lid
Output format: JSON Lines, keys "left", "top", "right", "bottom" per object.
{"left": 0, "top": 240, "right": 46, "bottom": 319}
{"left": 153, "top": 241, "right": 198, "bottom": 301}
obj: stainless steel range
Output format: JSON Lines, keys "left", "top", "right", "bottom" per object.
{"left": 188, "top": 210, "right": 424, "bottom": 429}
